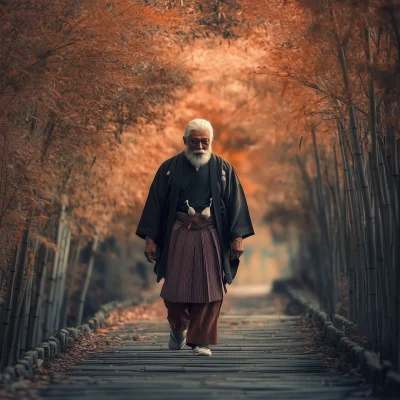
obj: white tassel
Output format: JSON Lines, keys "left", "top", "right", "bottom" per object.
{"left": 185, "top": 200, "right": 196, "bottom": 216}
{"left": 200, "top": 198, "right": 213, "bottom": 219}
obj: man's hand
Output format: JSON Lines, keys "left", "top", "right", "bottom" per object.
{"left": 144, "top": 236, "right": 156, "bottom": 263}
{"left": 230, "top": 237, "right": 244, "bottom": 260}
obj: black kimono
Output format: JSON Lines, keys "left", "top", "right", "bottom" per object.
{"left": 136, "top": 152, "right": 254, "bottom": 285}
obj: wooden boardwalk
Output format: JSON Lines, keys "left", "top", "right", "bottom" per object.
{"left": 39, "top": 290, "right": 369, "bottom": 400}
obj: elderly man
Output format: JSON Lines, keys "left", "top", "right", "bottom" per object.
{"left": 136, "top": 119, "right": 254, "bottom": 356}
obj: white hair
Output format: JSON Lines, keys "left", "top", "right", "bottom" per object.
{"left": 184, "top": 119, "right": 214, "bottom": 141}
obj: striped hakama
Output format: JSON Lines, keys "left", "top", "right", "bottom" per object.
{"left": 160, "top": 211, "right": 225, "bottom": 303}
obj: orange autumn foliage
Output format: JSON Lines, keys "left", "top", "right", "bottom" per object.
{"left": 0, "top": 0, "right": 190, "bottom": 267}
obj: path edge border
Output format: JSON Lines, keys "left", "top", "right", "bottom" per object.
{"left": 273, "top": 278, "right": 400, "bottom": 398}
{"left": 0, "top": 290, "right": 160, "bottom": 385}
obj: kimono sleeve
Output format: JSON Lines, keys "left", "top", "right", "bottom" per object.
{"left": 227, "top": 165, "right": 255, "bottom": 241}
{"left": 136, "top": 165, "right": 164, "bottom": 242}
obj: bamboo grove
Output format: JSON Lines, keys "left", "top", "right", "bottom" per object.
{"left": 254, "top": 1, "right": 400, "bottom": 370}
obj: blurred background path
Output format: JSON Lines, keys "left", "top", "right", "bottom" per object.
{"left": 38, "top": 287, "right": 370, "bottom": 400}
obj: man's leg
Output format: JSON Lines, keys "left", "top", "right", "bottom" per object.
{"left": 163, "top": 300, "right": 190, "bottom": 349}
{"left": 186, "top": 300, "right": 223, "bottom": 347}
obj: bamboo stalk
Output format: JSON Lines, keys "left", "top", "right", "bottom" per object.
{"left": 327, "top": 178, "right": 340, "bottom": 310}
{"left": 1, "top": 223, "right": 31, "bottom": 368}
{"left": 77, "top": 234, "right": 99, "bottom": 326}
{"left": 26, "top": 273, "right": 38, "bottom": 351}
{"left": 343, "top": 184, "right": 356, "bottom": 320}
{"left": 55, "top": 227, "right": 72, "bottom": 331}
{"left": 396, "top": 222, "right": 400, "bottom": 370}
{"left": 375, "top": 141, "right": 396, "bottom": 358}
{"left": 60, "top": 290, "right": 69, "bottom": 330}
{"left": 33, "top": 257, "right": 48, "bottom": 347}
{"left": 13, "top": 290, "right": 26, "bottom": 364}
{"left": 324, "top": 161, "right": 341, "bottom": 309}
{"left": 391, "top": 135, "right": 400, "bottom": 368}
{"left": 0, "top": 245, "right": 19, "bottom": 362}
{"left": 353, "top": 160, "right": 369, "bottom": 333}
{"left": 336, "top": 39, "right": 379, "bottom": 351}
{"left": 371, "top": 153, "right": 391, "bottom": 359}
{"left": 51, "top": 225, "right": 67, "bottom": 331}
{"left": 392, "top": 135, "right": 399, "bottom": 225}
{"left": 0, "top": 297, "right": 4, "bottom": 329}
{"left": 60, "top": 238, "right": 81, "bottom": 329}
{"left": 44, "top": 206, "right": 65, "bottom": 338}
{"left": 393, "top": 140, "right": 400, "bottom": 368}
{"left": 334, "top": 144, "right": 347, "bottom": 276}
{"left": 52, "top": 225, "right": 69, "bottom": 332}
{"left": 42, "top": 249, "right": 54, "bottom": 341}
{"left": 27, "top": 244, "right": 45, "bottom": 350}
{"left": 21, "top": 262, "right": 33, "bottom": 354}
{"left": 339, "top": 124, "right": 362, "bottom": 325}
{"left": 312, "top": 128, "right": 335, "bottom": 314}
{"left": 296, "top": 157, "right": 326, "bottom": 303}
{"left": 20, "top": 238, "right": 39, "bottom": 352}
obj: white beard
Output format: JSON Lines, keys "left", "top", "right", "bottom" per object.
{"left": 184, "top": 147, "right": 212, "bottom": 170}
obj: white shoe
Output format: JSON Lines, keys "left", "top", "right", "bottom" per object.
{"left": 193, "top": 345, "right": 212, "bottom": 356}
{"left": 168, "top": 329, "right": 187, "bottom": 350}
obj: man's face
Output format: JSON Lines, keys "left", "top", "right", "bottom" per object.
{"left": 183, "top": 129, "right": 211, "bottom": 155}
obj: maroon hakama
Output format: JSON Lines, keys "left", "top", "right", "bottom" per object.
{"left": 160, "top": 211, "right": 225, "bottom": 303}
{"left": 160, "top": 211, "right": 225, "bottom": 346}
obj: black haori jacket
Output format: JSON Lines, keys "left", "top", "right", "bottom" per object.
{"left": 136, "top": 152, "right": 255, "bottom": 285}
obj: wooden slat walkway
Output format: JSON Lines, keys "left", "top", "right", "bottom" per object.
{"left": 39, "top": 291, "right": 369, "bottom": 400}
